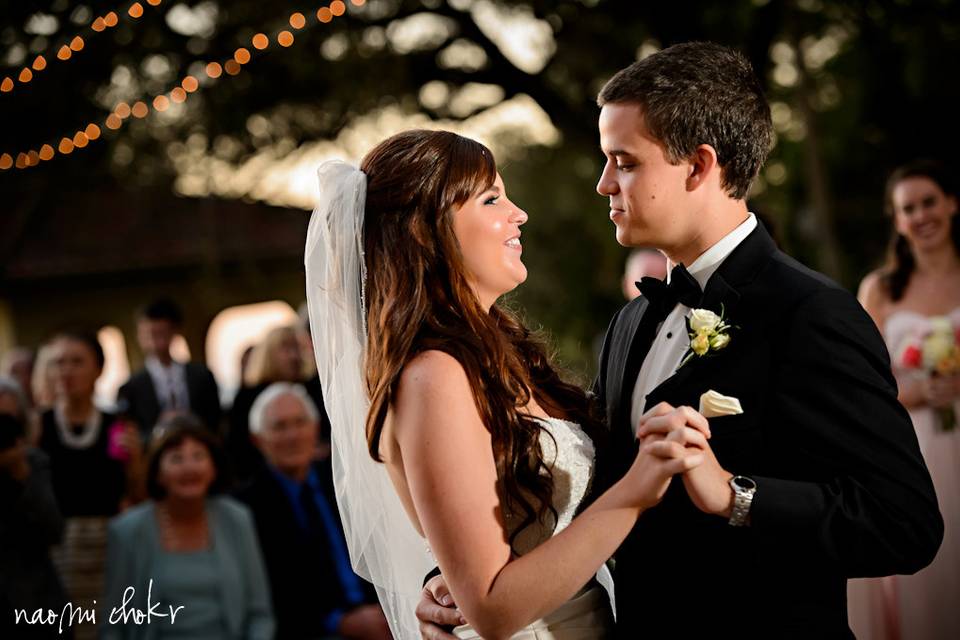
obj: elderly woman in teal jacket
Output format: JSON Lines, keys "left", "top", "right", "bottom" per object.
{"left": 101, "top": 416, "right": 274, "bottom": 640}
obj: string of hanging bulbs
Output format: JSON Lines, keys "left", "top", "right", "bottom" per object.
{"left": 1, "top": 0, "right": 364, "bottom": 171}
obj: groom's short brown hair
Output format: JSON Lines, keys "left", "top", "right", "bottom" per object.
{"left": 598, "top": 41, "right": 773, "bottom": 200}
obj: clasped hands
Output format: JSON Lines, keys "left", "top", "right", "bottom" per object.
{"left": 634, "top": 401, "right": 734, "bottom": 519}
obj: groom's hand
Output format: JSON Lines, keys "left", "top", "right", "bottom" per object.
{"left": 637, "top": 403, "right": 735, "bottom": 518}
{"left": 416, "top": 575, "right": 465, "bottom": 640}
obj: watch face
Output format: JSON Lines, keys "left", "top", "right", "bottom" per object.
{"left": 733, "top": 476, "right": 757, "bottom": 491}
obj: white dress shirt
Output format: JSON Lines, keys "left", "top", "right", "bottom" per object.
{"left": 629, "top": 213, "right": 758, "bottom": 434}
{"left": 145, "top": 356, "right": 190, "bottom": 411}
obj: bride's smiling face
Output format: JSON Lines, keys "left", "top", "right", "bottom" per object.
{"left": 452, "top": 173, "right": 529, "bottom": 309}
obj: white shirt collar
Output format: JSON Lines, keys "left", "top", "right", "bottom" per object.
{"left": 145, "top": 356, "right": 184, "bottom": 376}
{"left": 667, "top": 212, "right": 757, "bottom": 289}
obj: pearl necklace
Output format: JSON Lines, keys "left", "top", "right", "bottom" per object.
{"left": 54, "top": 404, "right": 102, "bottom": 450}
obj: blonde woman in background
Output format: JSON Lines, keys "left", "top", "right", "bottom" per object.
{"left": 227, "top": 326, "right": 329, "bottom": 484}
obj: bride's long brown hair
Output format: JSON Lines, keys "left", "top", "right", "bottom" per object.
{"left": 361, "top": 130, "right": 603, "bottom": 548}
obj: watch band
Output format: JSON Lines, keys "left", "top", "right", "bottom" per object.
{"left": 728, "top": 475, "right": 756, "bottom": 527}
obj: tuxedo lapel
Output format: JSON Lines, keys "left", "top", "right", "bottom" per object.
{"left": 609, "top": 298, "right": 657, "bottom": 426}
{"left": 137, "top": 371, "right": 162, "bottom": 427}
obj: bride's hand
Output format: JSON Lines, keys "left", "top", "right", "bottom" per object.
{"left": 626, "top": 417, "right": 706, "bottom": 509}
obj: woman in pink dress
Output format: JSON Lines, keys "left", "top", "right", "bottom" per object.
{"left": 854, "top": 159, "right": 960, "bottom": 640}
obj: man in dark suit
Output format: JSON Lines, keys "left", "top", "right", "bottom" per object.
{"left": 118, "top": 298, "right": 221, "bottom": 437}
{"left": 417, "top": 42, "right": 942, "bottom": 639}
{"left": 236, "top": 382, "right": 390, "bottom": 640}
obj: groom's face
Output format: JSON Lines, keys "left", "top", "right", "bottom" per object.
{"left": 597, "top": 103, "right": 694, "bottom": 251}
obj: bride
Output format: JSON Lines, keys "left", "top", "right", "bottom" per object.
{"left": 305, "top": 129, "right": 706, "bottom": 638}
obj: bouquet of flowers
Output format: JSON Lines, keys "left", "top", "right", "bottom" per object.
{"left": 898, "top": 316, "right": 960, "bottom": 431}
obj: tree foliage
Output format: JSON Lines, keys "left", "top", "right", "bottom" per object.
{"left": 2, "top": 0, "right": 959, "bottom": 375}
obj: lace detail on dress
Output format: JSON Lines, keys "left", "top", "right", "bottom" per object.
{"left": 505, "top": 417, "right": 596, "bottom": 556}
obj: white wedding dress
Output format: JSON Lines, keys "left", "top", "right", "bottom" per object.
{"left": 445, "top": 417, "right": 616, "bottom": 639}
{"left": 848, "top": 308, "right": 960, "bottom": 640}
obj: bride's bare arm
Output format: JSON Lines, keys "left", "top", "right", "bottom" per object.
{"left": 393, "top": 350, "right": 701, "bottom": 640}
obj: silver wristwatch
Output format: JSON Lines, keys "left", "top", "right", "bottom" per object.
{"left": 728, "top": 475, "right": 756, "bottom": 527}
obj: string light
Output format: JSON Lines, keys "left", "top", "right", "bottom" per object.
{"left": 3, "top": 2, "right": 362, "bottom": 170}
{"left": 205, "top": 62, "right": 223, "bottom": 79}
{"left": 2, "top": 3, "right": 163, "bottom": 97}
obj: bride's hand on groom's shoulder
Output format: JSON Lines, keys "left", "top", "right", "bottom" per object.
{"left": 636, "top": 403, "right": 735, "bottom": 518}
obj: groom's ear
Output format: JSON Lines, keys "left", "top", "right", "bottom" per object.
{"left": 685, "top": 144, "right": 720, "bottom": 192}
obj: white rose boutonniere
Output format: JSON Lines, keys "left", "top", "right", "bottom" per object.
{"left": 680, "top": 305, "right": 735, "bottom": 368}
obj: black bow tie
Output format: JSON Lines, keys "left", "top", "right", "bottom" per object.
{"left": 637, "top": 263, "right": 703, "bottom": 318}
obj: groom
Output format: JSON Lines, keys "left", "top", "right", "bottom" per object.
{"left": 418, "top": 42, "right": 942, "bottom": 638}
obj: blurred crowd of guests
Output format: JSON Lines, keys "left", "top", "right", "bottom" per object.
{"left": 1, "top": 158, "right": 958, "bottom": 640}
{"left": 0, "top": 300, "right": 390, "bottom": 639}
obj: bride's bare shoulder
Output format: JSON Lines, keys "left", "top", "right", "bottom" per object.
{"left": 398, "top": 350, "right": 469, "bottom": 393}
{"left": 394, "top": 349, "right": 476, "bottom": 417}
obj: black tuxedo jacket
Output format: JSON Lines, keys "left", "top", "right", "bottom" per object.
{"left": 235, "top": 460, "right": 377, "bottom": 639}
{"left": 595, "top": 225, "right": 942, "bottom": 638}
{"left": 118, "top": 362, "right": 222, "bottom": 435}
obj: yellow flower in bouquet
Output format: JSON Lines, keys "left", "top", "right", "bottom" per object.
{"left": 919, "top": 316, "right": 960, "bottom": 430}
{"left": 922, "top": 318, "right": 960, "bottom": 372}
